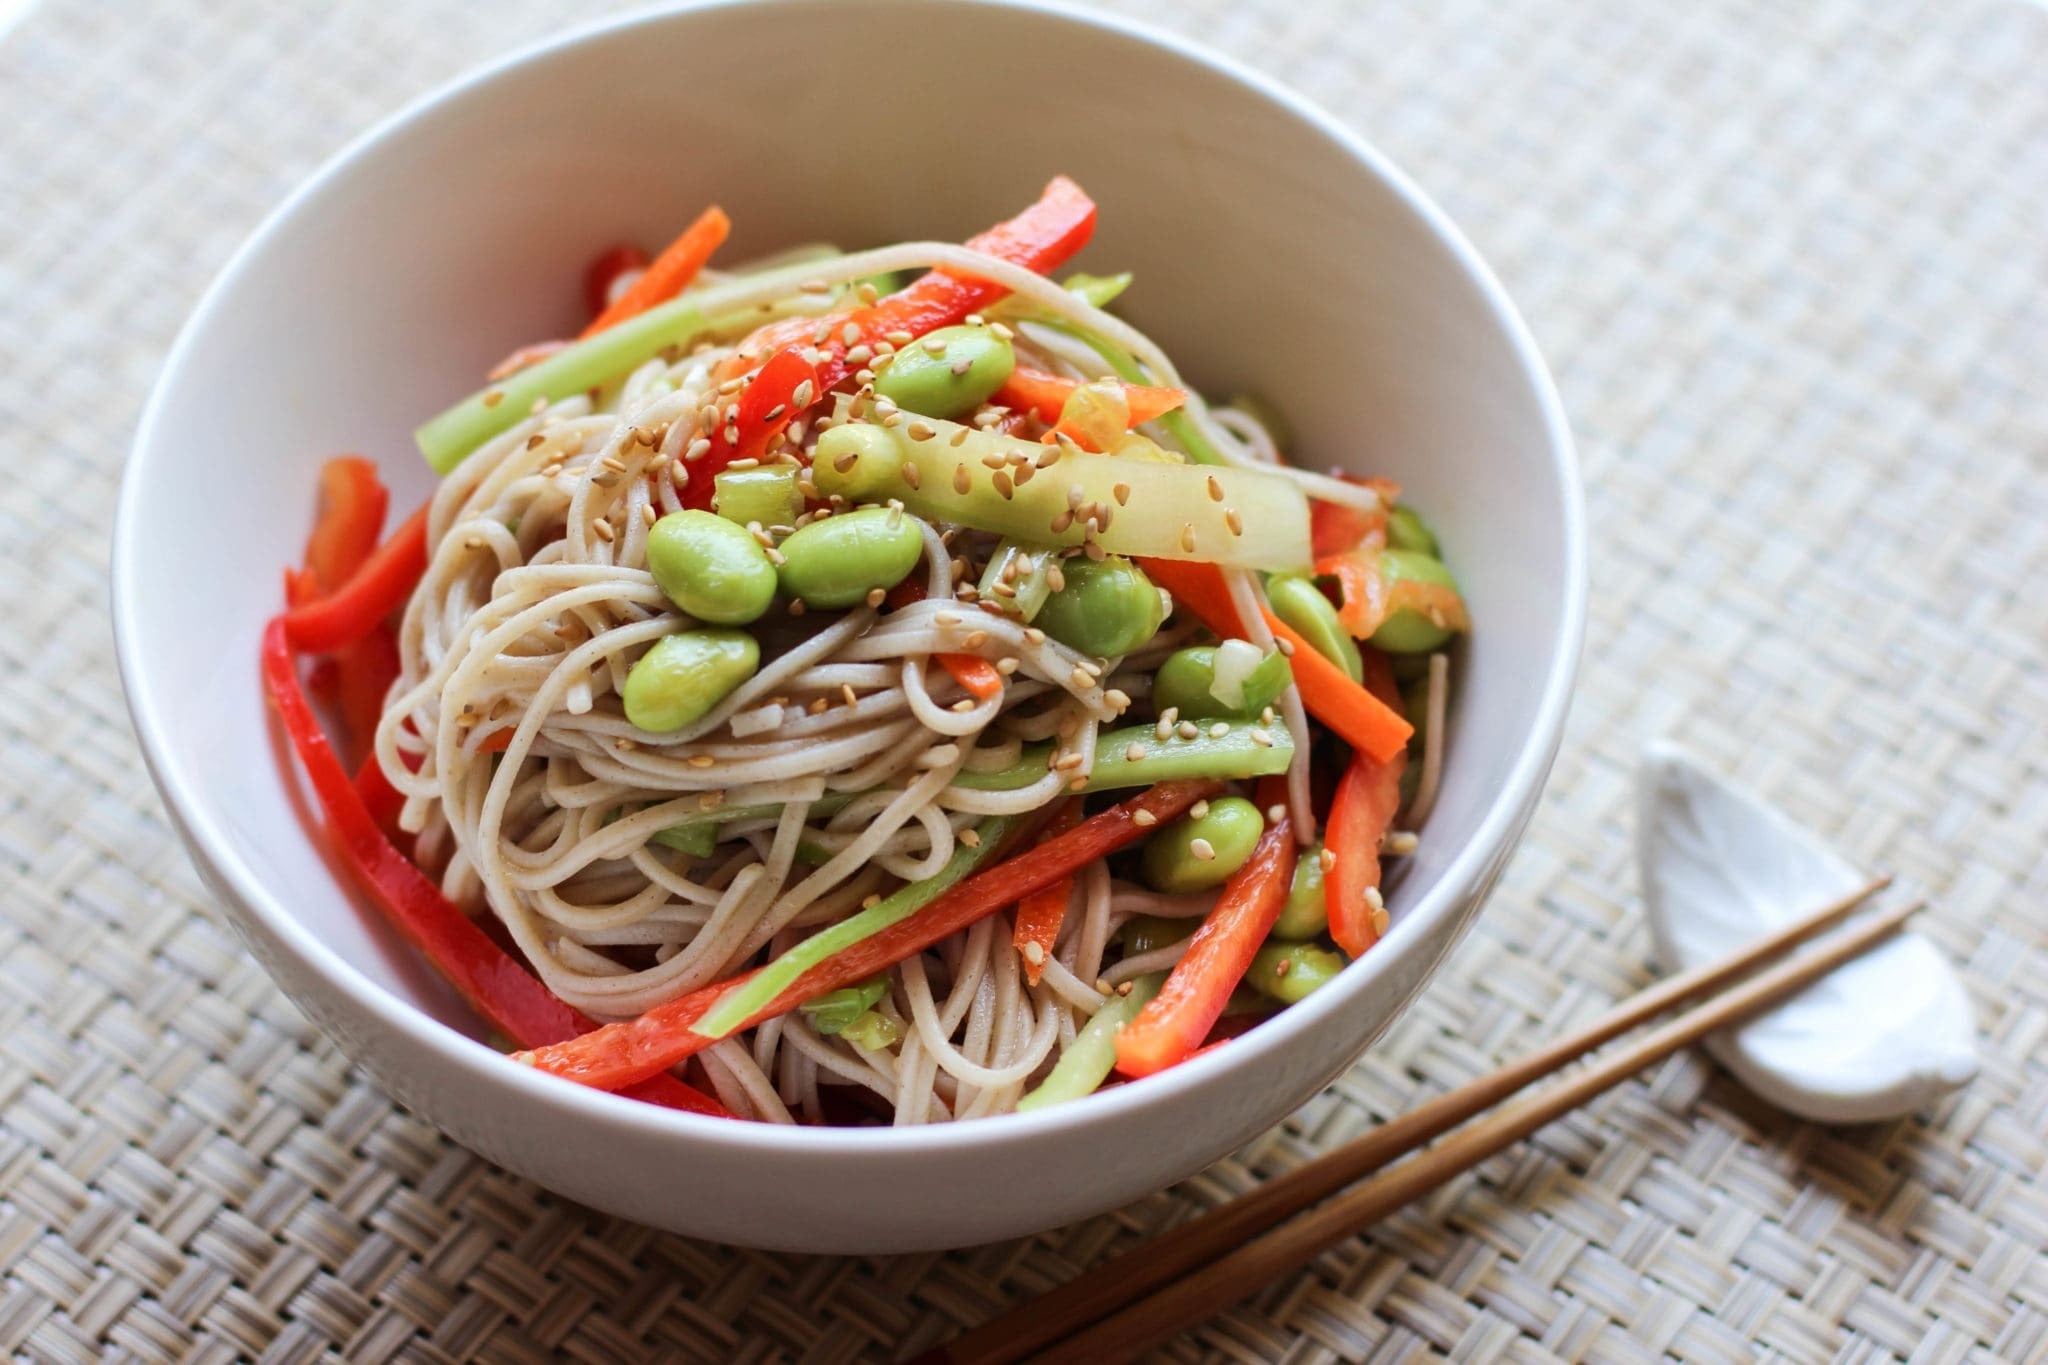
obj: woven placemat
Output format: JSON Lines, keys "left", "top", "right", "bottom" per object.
{"left": 4, "top": 0, "right": 2045, "bottom": 1359}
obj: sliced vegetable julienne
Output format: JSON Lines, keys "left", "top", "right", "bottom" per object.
{"left": 994, "top": 365, "right": 1187, "bottom": 427}
{"left": 582, "top": 205, "right": 729, "bottom": 336}
{"left": 1325, "top": 652, "right": 1408, "bottom": 958}
{"left": 1014, "top": 972, "right": 1164, "bottom": 1111}
{"left": 799, "top": 975, "right": 891, "bottom": 1034}
{"left": 1028, "top": 318, "right": 1232, "bottom": 467}
{"left": 1012, "top": 797, "right": 1084, "bottom": 985}
{"left": 810, "top": 419, "right": 1312, "bottom": 572}
{"left": 694, "top": 813, "right": 1020, "bottom": 1039}
{"left": 512, "top": 782, "right": 1219, "bottom": 1092}
{"left": 261, "top": 619, "right": 731, "bottom": 1119}
{"left": 975, "top": 540, "right": 1059, "bottom": 620}
{"left": 1115, "top": 803, "right": 1299, "bottom": 1078}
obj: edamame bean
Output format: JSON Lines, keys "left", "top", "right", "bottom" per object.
{"left": 1245, "top": 942, "right": 1346, "bottom": 1004}
{"left": 622, "top": 629, "right": 760, "bottom": 732}
{"left": 1152, "top": 643, "right": 1292, "bottom": 720}
{"left": 1034, "top": 555, "right": 1163, "bottom": 658}
{"left": 713, "top": 466, "right": 803, "bottom": 530}
{"left": 646, "top": 511, "right": 777, "bottom": 625}
{"left": 1269, "top": 843, "right": 1328, "bottom": 940}
{"left": 1386, "top": 504, "right": 1440, "bottom": 558}
{"left": 872, "top": 324, "right": 1014, "bottom": 419}
{"left": 1266, "top": 573, "right": 1363, "bottom": 683}
{"left": 1141, "top": 796, "right": 1264, "bottom": 894}
{"left": 775, "top": 505, "right": 925, "bottom": 609}
{"left": 1370, "top": 549, "right": 1464, "bottom": 654}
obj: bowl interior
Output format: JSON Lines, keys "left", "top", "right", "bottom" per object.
{"left": 116, "top": 0, "right": 1578, "bottom": 1237}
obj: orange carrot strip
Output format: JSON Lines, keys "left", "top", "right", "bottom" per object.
{"left": 1011, "top": 798, "right": 1084, "bottom": 984}
{"left": 581, "top": 206, "right": 731, "bottom": 337}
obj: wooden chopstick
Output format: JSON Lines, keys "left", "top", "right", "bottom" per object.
{"left": 1035, "top": 896, "right": 1922, "bottom": 1363}
{"left": 924, "top": 874, "right": 1895, "bottom": 1365}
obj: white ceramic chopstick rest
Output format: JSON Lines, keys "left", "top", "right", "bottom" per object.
{"left": 1636, "top": 740, "right": 1978, "bottom": 1122}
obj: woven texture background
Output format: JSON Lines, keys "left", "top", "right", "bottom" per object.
{"left": 3, "top": 0, "right": 2045, "bottom": 1359}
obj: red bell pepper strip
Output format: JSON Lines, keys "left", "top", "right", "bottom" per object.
{"left": 1010, "top": 797, "right": 1084, "bottom": 985}
{"left": 994, "top": 365, "right": 1187, "bottom": 427}
{"left": 718, "top": 177, "right": 1098, "bottom": 393}
{"left": 1139, "top": 557, "right": 1413, "bottom": 762}
{"left": 1317, "top": 546, "right": 1386, "bottom": 639}
{"left": 583, "top": 242, "right": 651, "bottom": 319}
{"left": 282, "top": 504, "right": 430, "bottom": 655}
{"left": 333, "top": 622, "right": 400, "bottom": 769}
{"left": 287, "top": 456, "right": 388, "bottom": 607}
{"left": 512, "top": 780, "right": 1219, "bottom": 1093}
{"left": 262, "top": 617, "right": 729, "bottom": 1118}
{"left": 1325, "top": 651, "right": 1408, "bottom": 958}
{"left": 582, "top": 206, "right": 730, "bottom": 337}
{"left": 1308, "top": 477, "right": 1399, "bottom": 561}
{"left": 1115, "top": 808, "right": 1299, "bottom": 1078}
{"left": 683, "top": 344, "right": 821, "bottom": 507}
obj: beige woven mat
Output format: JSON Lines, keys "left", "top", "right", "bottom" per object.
{"left": 3, "top": 0, "right": 2044, "bottom": 1359}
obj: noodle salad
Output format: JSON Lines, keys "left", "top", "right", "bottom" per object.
{"left": 265, "top": 178, "right": 1470, "bottom": 1124}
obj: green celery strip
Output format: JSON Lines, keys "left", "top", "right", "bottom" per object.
{"left": 692, "top": 813, "right": 1020, "bottom": 1039}
{"left": 799, "top": 975, "right": 890, "bottom": 1034}
{"left": 1014, "top": 973, "right": 1165, "bottom": 1111}
{"left": 415, "top": 256, "right": 849, "bottom": 474}
{"left": 649, "top": 821, "right": 716, "bottom": 858}
{"left": 950, "top": 719, "right": 1294, "bottom": 793}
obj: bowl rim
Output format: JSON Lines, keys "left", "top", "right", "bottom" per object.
{"left": 113, "top": 0, "right": 1585, "bottom": 1157}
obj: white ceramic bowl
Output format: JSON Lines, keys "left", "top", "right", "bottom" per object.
{"left": 113, "top": 0, "right": 1582, "bottom": 1252}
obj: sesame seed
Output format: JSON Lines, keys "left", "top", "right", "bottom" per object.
{"left": 1020, "top": 940, "right": 1045, "bottom": 965}
{"left": 1319, "top": 846, "right": 1338, "bottom": 872}
{"left": 1267, "top": 804, "right": 1287, "bottom": 823}
{"left": 995, "top": 655, "right": 1021, "bottom": 674}
{"left": 1180, "top": 523, "right": 1197, "bottom": 552}
{"left": 1124, "top": 742, "right": 1146, "bottom": 762}
{"left": 900, "top": 460, "right": 922, "bottom": 490}
{"left": 1178, "top": 721, "right": 1200, "bottom": 740}
{"left": 962, "top": 629, "right": 989, "bottom": 649}
{"left": 1155, "top": 719, "right": 1173, "bottom": 741}
{"left": 719, "top": 375, "right": 748, "bottom": 395}
{"left": 1370, "top": 905, "right": 1391, "bottom": 936}
{"left": 799, "top": 278, "right": 830, "bottom": 294}
{"left": 841, "top": 684, "right": 859, "bottom": 708}
{"left": 1070, "top": 666, "right": 1097, "bottom": 691}
{"left": 951, "top": 357, "right": 973, "bottom": 376}
{"left": 1209, "top": 722, "right": 1230, "bottom": 739}
{"left": 921, "top": 336, "right": 948, "bottom": 355}
{"left": 1115, "top": 979, "right": 1134, "bottom": 995}
{"left": 959, "top": 827, "right": 982, "bottom": 847}
{"left": 687, "top": 754, "right": 716, "bottom": 769}
{"left": 1275, "top": 638, "right": 1296, "bottom": 656}
{"left": 989, "top": 321, "right": 1016, "bottom": 341}
{"left": 591, "top": 518, "right": 615, "bottom": 543}
{"left": 790, "top": 598, "right": 808, "bottom": 616}
{"left": 1249, "top": 728, "right": 1274, "bottom": 747}
{"left": 844, "top": 345, "right": 872, "bottom": 366}
{"left": 1365, "top": 886, "right": 1385, "bottom": 912}
{"left": 1206, "top": 475, "right": 1224, "bottom": 502}
{"left": 542, "top": 461, "right": 565, "bottom": 478}
{"left": 862, "top": 893, "right": 883, "bottom": 909}
{"left": 857, "top": 282, "right": 880, "bottom": 305}
{"left": 1225, "top": 508, "right": 1244, "bottom": 536}
{"left": 949, "top": 697, "right": 976, "bottom": 712}
{"left": 1013, "top": 463, "right": 1036, "bottom": 487}
{"left": 981, "top": 453, "right": 1010, "bottom": 470}
{"left": 764, "top": 546, "right": 787, "bottom": 567}
{"left": 953, "top": 463, "right": 972, "bottom": 495}
{"left": 526, "top": 433, "right": 546, "bottom": 450}
{"left": 1133, "top": 809, "right": 1158, "bottom": 828}
{"left": 882, "top": 412, "right": 904, "bottom": 428}
{"left": 1050, "top": 509, "right": 1074, "bottom": 535}
{"left": 1274, "top": 957, "right": 1292, "bottom": 977}
{"left": 907, "top": 420, "right": 934, "bottom": 441}
{"left": 564, "top": 465, "right": 588, "bottom": 479}
{"left": 841, "top": 322, "right": 863, "bottom": 346}
{"left": 1103, "top": 688, "right": 1131, "bottom": 711}
{"left": 866, "top": 587, "right": 887, "bottom": 608}
{"left": 641, "top": 504, "right": 658, "bottom": 527}
{"left": 791, "top": 380, "right": 816, "bottom": 407}
{"left": 992, "top": 471, "right": 1014, "bottom": 500}
{"left": 885, "top": 330, "right": 914, "bottom": 345}
{"left": 949, "top": 428, "right": 971, "bottom": 448}
{"left": 601, "top": 455, "right": 628, "bottom": 473}
{"left": 1189, "top": 837, "right": 1217, "bottom": 861}
{"left": 1025, "top": 627, "right": 1046, "bottom": 644}
{"left": 1382, "top": 831, "right": 1420, "bottom": 856}
{"left": 1045, "top": 563, "right": 1066, "bottom": 593}
{"left": 1261, "top": 706, "right": 1275, "bottom": 725}
{"left": 1054, "top": 751, "right": 1085, "bottom": 771}
{"left": 1112, "top": 482, "right": 1131, "bottom": 506}
{"left": 482, "top": 390, "right": 504, "bottom": 409}
{"left": 1190, "top": 800, "right": 1211, "bottom": 820}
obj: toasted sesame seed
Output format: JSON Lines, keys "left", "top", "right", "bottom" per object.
{"left": 1155, "top": 718, "right": 1174, "bottom": 741}
{"left": 790, "top": 598, "right": 808, "bottom": 616}
{"left": 861, "top": 893, "right": 883, "bottom": 909}
{"left": 1178, "top": 721, "right": 1200, "bottom": 740}
{"left": 864, "top": 587, "right": 887, "bottom": 608}
{"left": 857, "top": 282, "right": 880, "bottom": 305}
{"left": 1370, "top": 905, "right": 1391, "bottom": 936}
{"left": 961, "top": 629, "right": 989, "bottom": 649}
{"left": 981, "top": 452, "right": 1010, "bottom": 470}
{"left": 951, "top": 357, "right": 973, "bottom": 376}
{"left": 482, "top": 390, "right": 504, "bottom": 409}
{"left": 1206, "top": 475, "right": 1224, "bottom": 502}
{"left": 1267, "top": 803, "right": 1287, "bottom": 823}
{"left": 949, "top": 428, "right": 971, "bottom": 448}
{"left": 946, "top": 463, "right": 970, "bottom": 496}
{"left": 1050, "top": 509, "right": 1074, "bottom": 535}
{"left": 591, "top": 518, "right": 615, "bottom": 543}
{"left": 1103, "top": 688, "right": 1131, "bottom": 711}
{"left": 1181, "top": 523, "right": 1197, "bottom": 552}
{"left": 1382, "top": 830, "right": 1420, "bottom": 856}
{"left": 601, "top": 454, "right": 628, "bottom": 473}
{"left": 1190, "top": 800, "right": 1211, "bottom": 820}
{"left": 885, "top": 330, "right": 914, "bottom": 345}
{"left": 843, "top": 345, "right": 872, "bottom": 366}
{"left": 1111, "top": 481, "right": 1132, "bottom": 507}
{"left": 841, "top": 683, "right": 859, "bottom": 708}
{"left": 989, "top": 321, "right": 1016, "bottom": 341}
{"left": 763, "top": 546, "right": 786, "bottom": 567}
{"left": 641, "top": 504, "right": 658, "bottom": 527}
{"left": 687, "top": 754, "right": 716, "bottom": 769}
{"left": 1025, "top": 627, "right": 1046, "bottom": 644}
{"left": 957, "top": 826, "right": 983, "bottom": 849}
{"left": 992, "top": 470, "right": 1014, "bottom": 500}
{"left": 1319, "top": 846, "right": 1338, "bottom": 872}
{"left": 799, "top": 277, "right": 830, "bottom": 294}
{"left": 1070, "top": 666, "right": 1097, "bottom": 691}
{"left": 1249, "top": 728, "right": 1274, "bottom": 747}
{"left": 1054, "top": 751, "right": 1085, "bottom": 771}
{"left": 1225, "top": 508, "right": 1244, "bottom": 536}
{"left": 907, "top": 420, "right": 935, "bottom": 441}
{"left": 1124, "top": 742, "right": 1146, "bottom": 762}
{"left": 1275, "top": 638, "right": 1296, "bottom": 656}
{"left": 841, "top": 322, "right": 863, "bottom": 346}
{"left": 897, "top": 460, "right": 922, "bottom": 491}
{"left": 1188, "top": 837, "right": 1217, "bottom": 861}
{"left": 1132, "top": 809, "right": 1158, "bottom": 828}
{"left": 1209, "top": 722, "right": 1231, "bottom": 739}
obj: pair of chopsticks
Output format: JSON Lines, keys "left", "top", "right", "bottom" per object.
{"left": 922, "top": 874, "right": 1906, "bottom": 1364}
